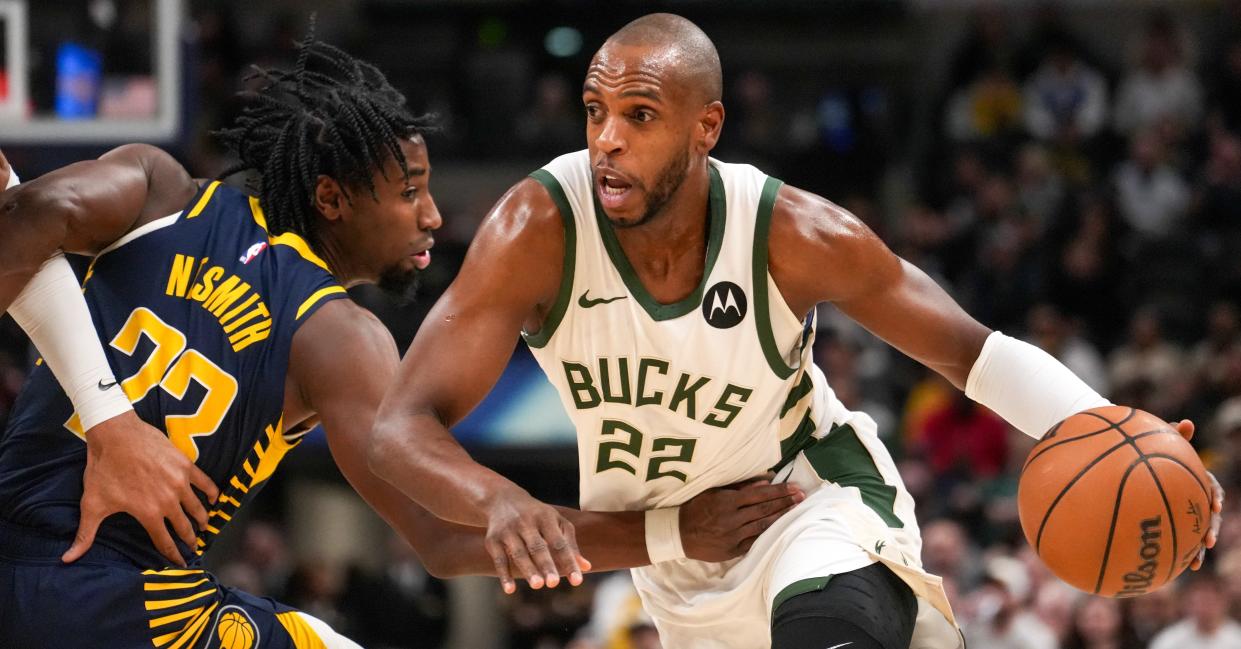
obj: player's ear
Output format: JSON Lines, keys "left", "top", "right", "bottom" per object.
{"left": 314, "top": 175, "right": 346, "bottom": 222}
{"left": 696, "top": 101, "right": 724, "bottom": 154}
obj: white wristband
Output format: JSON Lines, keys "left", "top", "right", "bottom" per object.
{"left": 9, "top": 253, "right": 132, "bottom": 431}
{"left": 645, "top": 507, "right": 686, "bottom": 564}
{"left": 966, "top": 331, "right": 1111, "bottom": 439}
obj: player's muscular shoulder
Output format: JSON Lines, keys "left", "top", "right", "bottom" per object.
{"left": 767, "top": 184, "right": 901, "bottom": 315}
{"left": 456, "top": 177, "right": 566, "bottom": 327}
{"left": 285, "top": 298, "right": 398, "bottom": 426}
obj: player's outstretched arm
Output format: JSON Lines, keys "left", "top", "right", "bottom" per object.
{"left": 767, "top": 183, "right": 1223, "bottom": 567}
{"left": 295, "top": 300, "right": 804, "bottom": 584}
{"left": 369, "top": 178, "right": 592, "bottom": 590}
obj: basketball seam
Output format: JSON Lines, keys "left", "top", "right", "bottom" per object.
{"left": 1093, "top": 456, "right": 1146, "bottom": 594}
{"left": 1022, "top": 423, "right": 1121, "bottom": 474}
{"left": 1035, "top": 439, "right": 1134, "bottom": 552}
{"left": 1023, "top": 408, "right": 1137, "bottom": 475}
{"left": 1031, "top": 428, "right": 1164, "bottom": 552}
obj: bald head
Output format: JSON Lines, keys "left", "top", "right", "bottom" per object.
{"left": 601, "top": 13, "right": 722, "bottom": 103}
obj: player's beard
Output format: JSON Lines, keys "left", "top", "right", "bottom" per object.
{"left": 377, "top": 265, "right": 420, "bottom": 304}
{"left": 613, "top": 147, "right": 690, "bottom": 229}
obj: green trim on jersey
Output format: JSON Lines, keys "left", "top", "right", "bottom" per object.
{"left": 752, "top": 176, "right": 798, "bottom": 379}
{"left": 522, "top": 170, "right": 577, "bottom": 348}
{"left": 804, "top": 424, "right": 904, "bottom": 528}
{"left": 591, "top": 165, "right": 726, "bottom": 321}
{"left": 771, "top": 576, "right": 834, "bottom": 616}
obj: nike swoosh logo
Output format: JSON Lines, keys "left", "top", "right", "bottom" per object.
{"left": 97, "top": 379, "right": 118, "bottom": 391}
{"left": 578, "top": 290, "right": 628, "bottom": 308}
{"left": 825, "top": 643, "right": 853, "bottom": 649}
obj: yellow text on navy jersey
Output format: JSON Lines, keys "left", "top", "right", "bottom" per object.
{"left": 165, "top": 254, "right": 272, "bottom": 351}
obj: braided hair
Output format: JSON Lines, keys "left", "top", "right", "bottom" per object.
{"left": 215, "top": 30, "right": 432, "bottom": 254}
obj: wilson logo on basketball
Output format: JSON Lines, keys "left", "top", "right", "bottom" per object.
{"left": 1118, "top": 516, "right": 1162, "bottom": 597}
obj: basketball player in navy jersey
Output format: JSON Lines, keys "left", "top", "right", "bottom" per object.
{"left": 0, "top": 37, "right": 802, "bottom": 648}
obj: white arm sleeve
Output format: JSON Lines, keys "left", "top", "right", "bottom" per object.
{"left": 6, "top": 168, "right": 132, "bottom": 431}
{"left": 965, "top": 331, "right": 1111, "bottom": 439}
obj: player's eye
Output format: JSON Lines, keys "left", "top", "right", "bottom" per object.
{"left": 585, "top": 104, "right": 602, "bottom": 120}
{"left": 631, "top": 109, "right": 654, "bottom": 123}
{"left": 402, "top": 187, "right": 418, "bottom": 199}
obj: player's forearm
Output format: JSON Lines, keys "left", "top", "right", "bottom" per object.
{"left": 369, "top": 409, "right": 529, "bottom": 527}
{"left": 556, "top": 506, "right": 650, "bottom": 572}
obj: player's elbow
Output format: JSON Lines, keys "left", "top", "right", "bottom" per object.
{"left": 366, "top": 418, "right": 402, "bottom": 483}
{"left": 0, "top": 184, "right": 75, "bottom": 252}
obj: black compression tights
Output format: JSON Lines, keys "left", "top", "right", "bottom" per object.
{"left": 770, "top": 562, "right": 917, "bottom": 649}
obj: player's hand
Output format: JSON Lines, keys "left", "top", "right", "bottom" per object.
{"left": 679, "top": 474, "right": 804, "bottom": 563}
{"left": 63, "top": 411, "right": 219, "bottom": 567}
{"left": 483, "top": 490, "right": 590, "bottom": 595}
{"left": 1173, "top": 419, "right": 1225, "bottom": 571}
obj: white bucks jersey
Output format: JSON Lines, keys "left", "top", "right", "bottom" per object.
{"left": 524, "top": 150, "right": 854, "bottom": 512}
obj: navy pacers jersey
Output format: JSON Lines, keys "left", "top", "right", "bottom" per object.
{"left": 0, "top": 181, "right": 348, "bottom": 567}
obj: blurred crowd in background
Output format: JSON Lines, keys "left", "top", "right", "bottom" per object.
{"left": 4, "top": 1, "right": 1241, "bottom": 648}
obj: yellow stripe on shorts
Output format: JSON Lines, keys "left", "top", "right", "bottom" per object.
{"left": 276, "top": 611, "right": 328, "bottom": 649}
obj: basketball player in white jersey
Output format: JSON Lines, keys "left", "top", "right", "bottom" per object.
{"left": 372, "top": 14, "right": 1224, "bottom": 649}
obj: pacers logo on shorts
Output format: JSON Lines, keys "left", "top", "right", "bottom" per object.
{"left": 214, "top": 606, "right": 259, "bottom": 649}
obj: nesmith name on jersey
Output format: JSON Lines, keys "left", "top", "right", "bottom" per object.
{"left": 164, "top": 253, "right": 273, "bottom": 351}
{"left": 561, "top": 357, "right": 753, "bottom": 428}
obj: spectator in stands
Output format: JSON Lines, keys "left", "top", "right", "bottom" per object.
{"left": 341, "top": 532, "right": 448, "bottom": 649}
{"left": 1023, "top": 38, "right": 1108, "bottom": 145}
{"left": 1127, "top": 584, "right": 1181, "bottom": 646}
{"left": 1108, "top": 306, "right": 1186, "bottom": 413}
{"left": 945, "top": 63, "right": 1024, "bottom": 143}
{"left": 963, "top": 556, "right": 1058, "bottom": 649}
{"left": 1027, "top": 303, "right": 1110, "bottom": 395}
{"left": 1062, "top": 596, "right": 1141, "bottom": 649}
{"left": 922, "top": 519, "right": 984, "bottom": 593}
{"left": 1114, "top": 130, "right": 1191, "bottom": 242}
{"left": 1191, "top": 302, "right": 1241, "bottom": 399}
{"left": 919, "top": 391, "right": 1009, "bottom": 482}
{"left": 1114, "top": 12, "right": 1203, "bottom": 140}
{"left": 1149, "top": 574, "right": 1241, "bottom": 649}
{"left": 1015, "top": 144, "right": 1067, "bottom": 234}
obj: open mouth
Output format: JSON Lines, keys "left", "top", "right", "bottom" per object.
{"left": 412, "top": 247, "right": 432, "bottom": 270}
{"left": 597, "top": 172, "right": 634, "bottom": 209}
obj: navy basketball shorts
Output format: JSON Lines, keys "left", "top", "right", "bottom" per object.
{"left": 0, "top": 519, "right": 359, "bottom": 649}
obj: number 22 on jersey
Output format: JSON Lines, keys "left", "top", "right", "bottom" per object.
{"left": 65, "top": 307, "right": 238, "bottom": 461}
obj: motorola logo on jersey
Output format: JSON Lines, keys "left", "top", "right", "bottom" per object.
{"left": 702, "top": 281, "right": 746, "bottom": 329}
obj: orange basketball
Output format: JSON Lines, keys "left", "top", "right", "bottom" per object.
{"left": 1018, "top": 405, "right": 1212, "bottom": 597}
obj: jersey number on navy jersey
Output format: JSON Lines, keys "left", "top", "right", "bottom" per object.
{"left": 66, "top": 307, "right": 239, "bottom": 461}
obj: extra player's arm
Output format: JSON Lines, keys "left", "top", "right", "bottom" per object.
{"left": 295, "top": 299, "right": 798, "bottom": 581}
{"left": 0, "top": 143, "right": 197, "bottom": 312}
{"left": 0, "top": 145, "right": 218, "bottom": 567}
{"left": 767, "top": 183, "right": 1223, "bottom": 565}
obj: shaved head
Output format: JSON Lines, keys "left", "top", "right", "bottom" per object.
{"left": 602, "top": 13, "right": 722, "bottom": 103}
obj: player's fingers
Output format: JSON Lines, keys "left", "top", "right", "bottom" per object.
{"left": 1175, "top": 419, "right": 1195, "bottom": 442}
{"left": 520, "top": 524, "right": 560, "bottom": 588}
{"left": 503, "top": 536, "right": 543, "bottom": 590}
{"left": 169, "top": 509, "right": 198, "bottom": 551}
{"left": 562, "top": 523, "right": 586, "bottom": 585}
{"left": 739, "top": 493, "right": 803, "bottom": 524}
{"left": 538, "top": 518, "right": 583, "bottom": 587}
{"left": 186, "top": 465, "right": 219, "bottom": 504}
{"left": 733, "top": 509, "right": 785, "bottom": 548}
{"left": 733, "top": 481, "right": 802, "bottom": 508}
{"left": 1191, "top": 547, "right": 1205, "bottom": 571}
{"left": 485, "top": 538, "right": 516, "bottom": 594}
{"left": 62, "top": 501, "right": 105, "bottom": 563}
{"left": 139, "top": 515, "right": 186, "bottom": 568}
{"left": 180, "top": 487, "right": 210, "bottom": 532}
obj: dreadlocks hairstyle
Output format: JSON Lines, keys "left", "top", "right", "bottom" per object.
{"left": 215, "top": 28, "right": 433, "bottom": 255}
